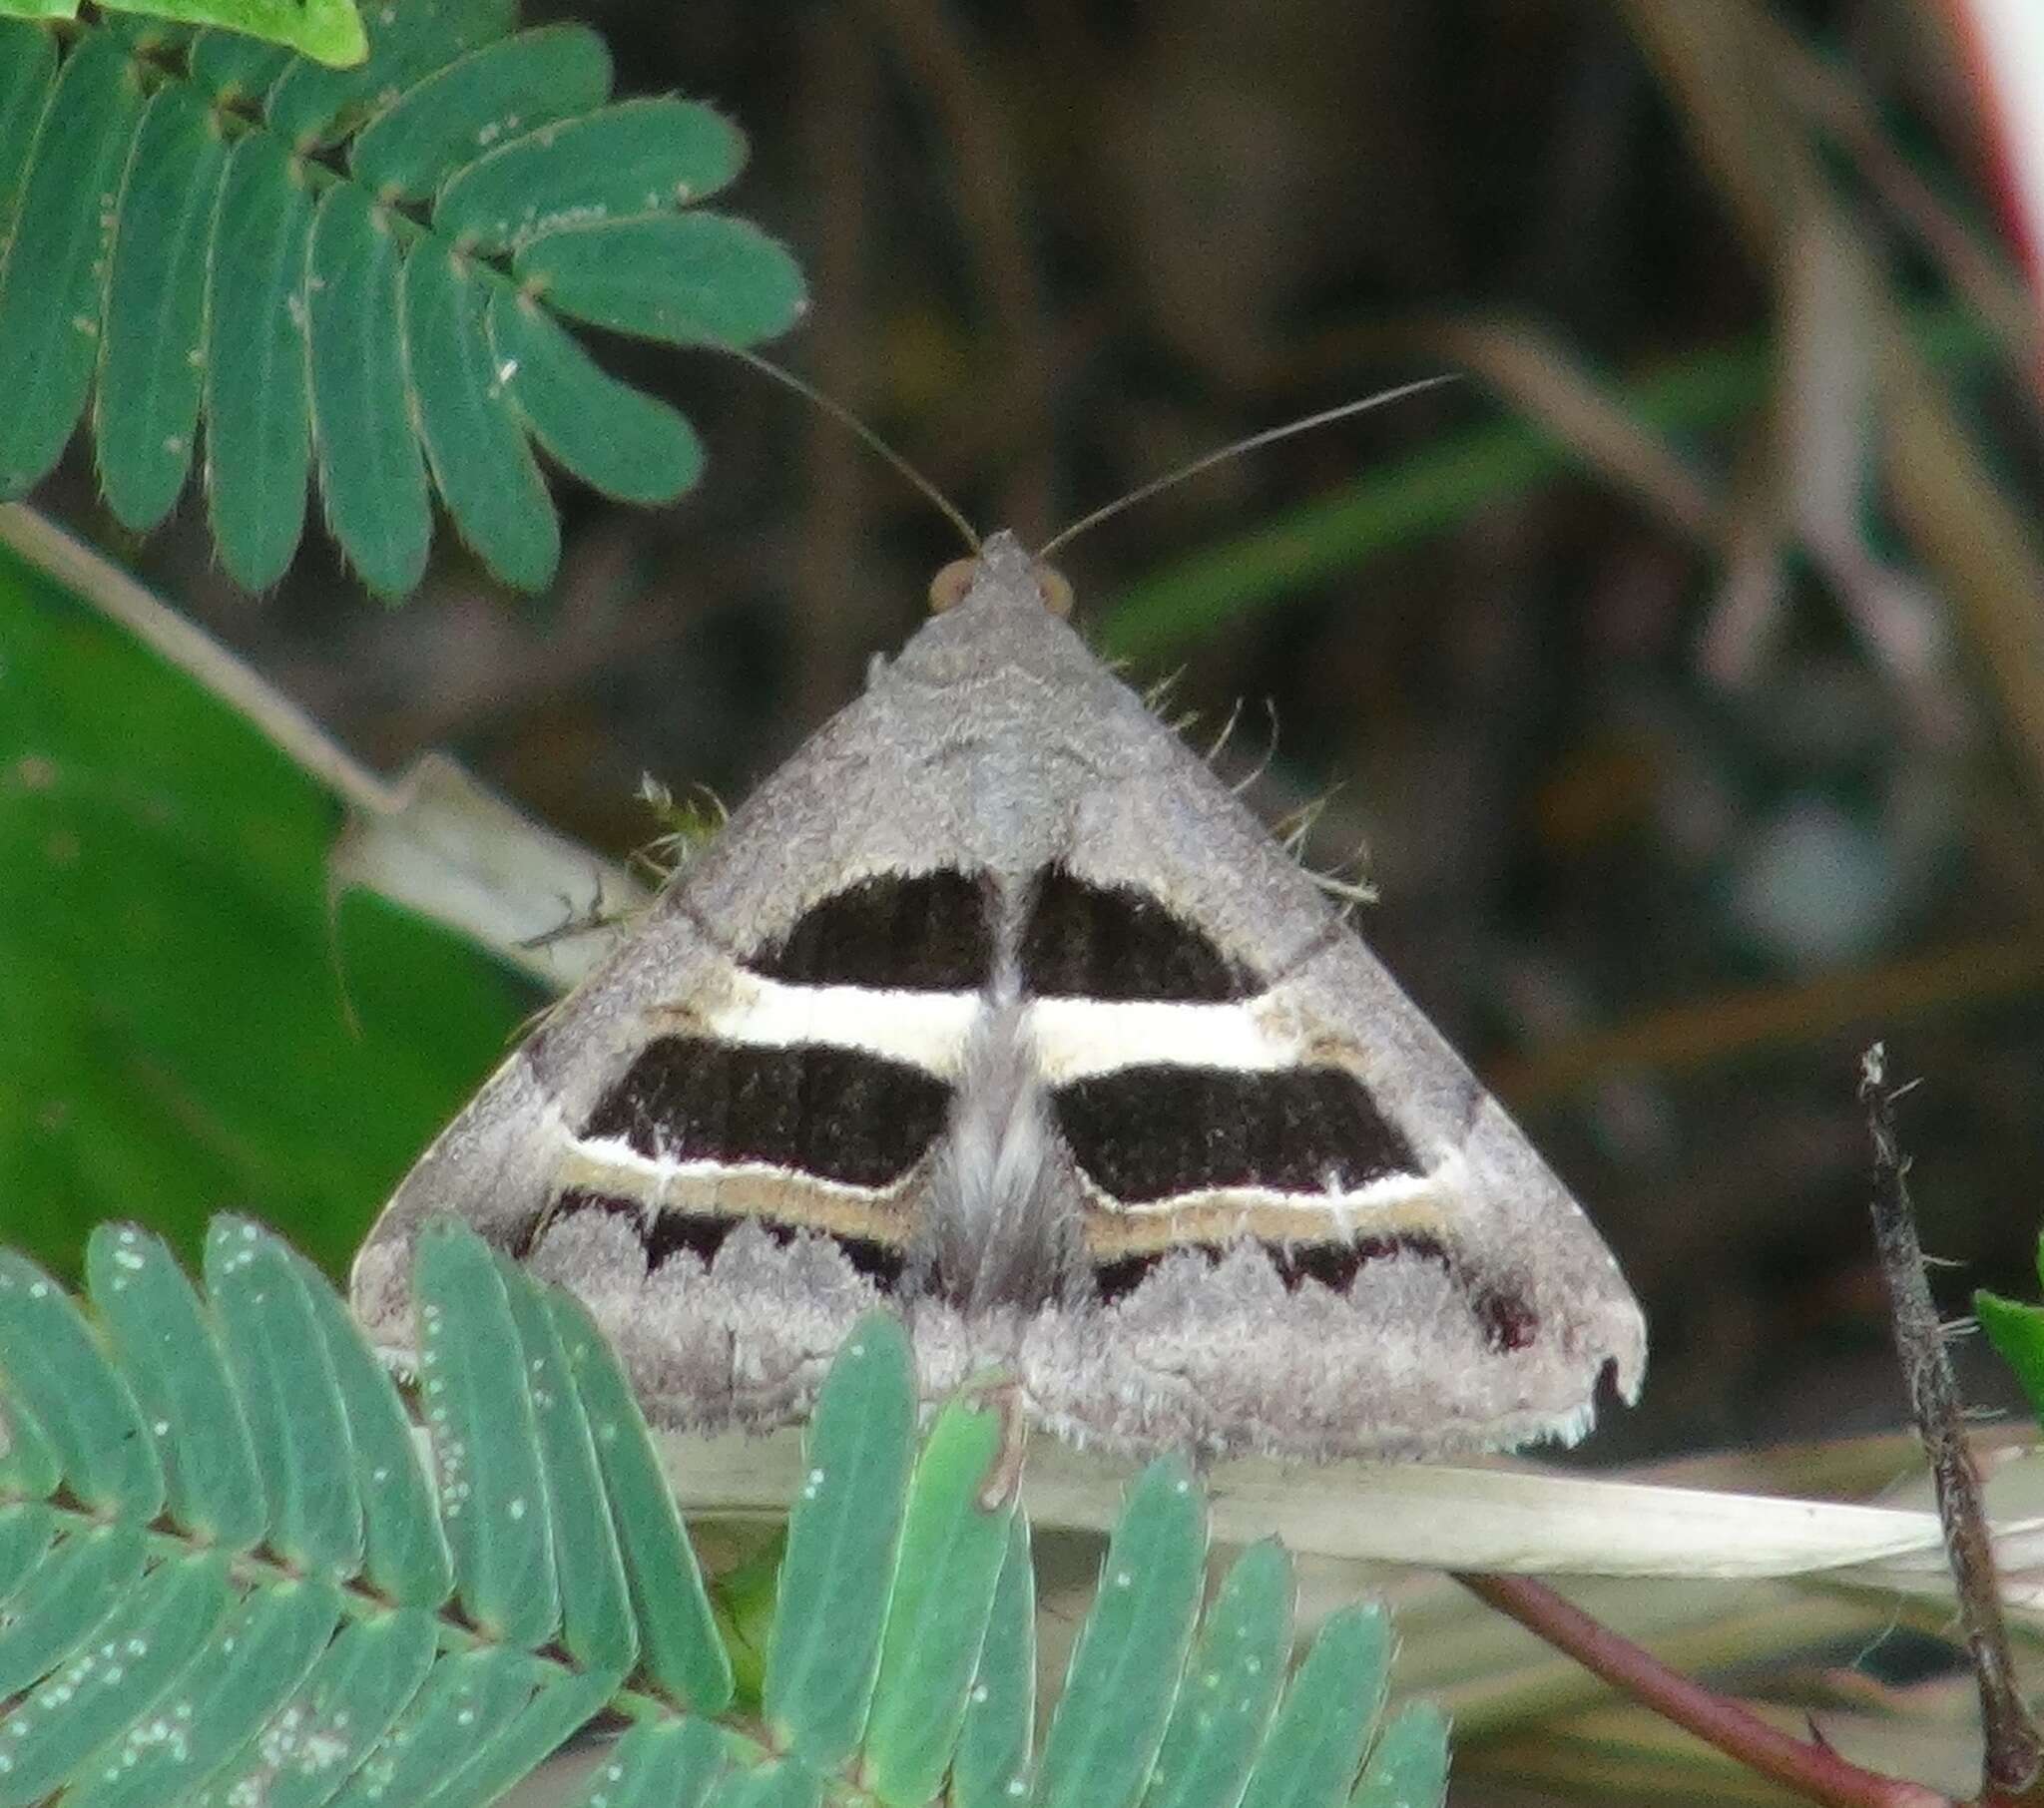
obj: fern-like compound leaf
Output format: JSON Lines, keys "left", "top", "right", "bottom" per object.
{"left": 0, "top": 1214, "right": 1448, "bottom": 1805}
{"left": 0, "top": 8, "right": 804, "bottom": 596}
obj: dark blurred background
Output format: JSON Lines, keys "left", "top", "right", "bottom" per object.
{"left": 35, "top": 0, "right": 2044, "bottom": 1467}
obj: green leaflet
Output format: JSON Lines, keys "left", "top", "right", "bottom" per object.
{"left": 1144, "top": 1540, "right": 1294, "bottom": 1808}
{"left": 0, "top": 1525, "right": 146, "bottom": 1699}
{"left": 95, "top": 81, "right": 228, "bottom": 531}
{"left": 1349, "top": 1705, "right": 1449, "bottom": 1808}
{"left": 64, "top": 1578, "right": 344, "bottom": 1808}
{"left": 110, "top": 0, "right": 365, "bottom": 67}
{"left": 1238, "top": 1605, "right": 1389, "bottom": 1808}
{"left": 0, "top": 1383, "right": 59, "bottom": 1500}
{"left": 515, "top": 212, "right": 806, "bottom": 347}
{"left": 191, "top": 1605, "right": 438, "bottom": 1808}
{"left": 708, "top": 1758, "right": 824, "bottom": 1808}
{"left": 952, "top": 1515, "right": 1035, "bottom": 1808}
{"left": 562, "top": 1715, "right": 728, "bottom": 1808}
{"left": 206, "top": 1217, "right": 364, "bottom": 1578}
{"left": 436, "top": 97, "right": 746, "bottom": 251}
{"left": 497, "top": 1256, "right": 636, "bottom": 1675}
{"left": 414, "top": 1221, "right": 560, "bottom": 1650}
{"left": 763, "top": 1311, "right": 916, "bottom": 1768}
{"left": 350, "top": 24, "right": 612, "bottom": 202}
{"left": 323, "top": 1645, "right": 546, "bottom": 1808}
{"left": 204, "top": 131, "right": 316, "bottom": 590}
{"left": 0, "top": 1251, "right": 161, "bottom": 1518}
{"left": 0, "top": 1550, "right": 231, "bottom": 1808}
{"left": 1978, "top": 1236, "right": 2044, "bottom": 1426}
{"left": 486, "top": 284, "right": 703, "bottom": 503}
{"left": 0, "top": 22, "right": 57, "bottom": 250}
{"left": 402, "top": 241, "right": 559, "bottom": 588}
{"left": 307, "top": 182, "right": 432, "bottom": 598}
{"left": 1035, "top": 1459, "right": 1209, "bottom": 1808}
{"left": 86, "top": 1223, "right": 263, "bottom": 1551}
{"left": 408, "top": 1664, "right": 620, "bottom": 1808}
{"left": 0, "top": 33, "right": 145, "bottom": 495}
{"left": 549, "top": 1288, "right": 732, "bottom": 1713}
{"left": 185, "top": 27, "right": 291, "bottom": 103}
{"left": 264, "top": 0, "right": 518, "bottom": 148}
{"left": 0, "top": 1505, "right": 54, "bottom": 1606}
{"left": 864, "top": 1387, "right": 1024, "bottom": 1807}
{"left": 285, "top": 1242, "right": 454, "bottom": 1607}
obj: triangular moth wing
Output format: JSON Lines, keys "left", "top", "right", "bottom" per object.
{"left": 351, "top": 533, "right": 1645, "bottom": 1459}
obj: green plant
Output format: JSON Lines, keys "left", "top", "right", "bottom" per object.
{"left": 0, "top": 1213, "right": 1448, "bottom": 1807}
{"left": 0, "top": 1, "right": 803, "bottom": 595}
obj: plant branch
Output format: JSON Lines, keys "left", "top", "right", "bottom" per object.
{"left": 1859, "top": 1043, "right": 2044, "bottom": 1802}
{"left": 1454, "top": 1571, "right": 1948, "bottom": 1808}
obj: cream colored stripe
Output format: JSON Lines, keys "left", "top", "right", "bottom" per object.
{"left": 1024, "top": 995, "right": 1298, "bottom": 1083}
{"left": 700, "top": 975, "right": 981, "bottom": 1073}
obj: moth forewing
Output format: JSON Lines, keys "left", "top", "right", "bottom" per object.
{"left": 351, "top": 531, "right": 1646, "bottom": 1461}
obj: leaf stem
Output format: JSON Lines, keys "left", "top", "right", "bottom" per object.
{"left": 1453, "top": 1570, "right": 1948, "bottom": 1808}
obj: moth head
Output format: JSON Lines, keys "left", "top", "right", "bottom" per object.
{"left": 929, "top": 551, "right": 1074, "bottom": 620}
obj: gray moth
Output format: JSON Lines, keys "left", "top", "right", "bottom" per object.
{"left": 351, "top": 531, "right": 1646, "bottom": 1462}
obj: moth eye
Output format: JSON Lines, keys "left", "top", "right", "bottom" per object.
{"left": 1034, "top": 565, "right": 1074, "bottom": 618}
{"left": 929, "top": 558, "right": 977, "bottom": 614}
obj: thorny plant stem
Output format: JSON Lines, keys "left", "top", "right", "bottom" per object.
{"left": 1453, "top": 1571, "right": 1947, "bottom": 1808}
{"left": 1860, "top": 1043, "right": 2043, "bottom": 1802}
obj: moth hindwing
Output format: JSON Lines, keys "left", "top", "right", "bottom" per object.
{"left": 351, "top": 532, "right": 1646, "bottom": 1462}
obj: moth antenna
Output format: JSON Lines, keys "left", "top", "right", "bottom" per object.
{"left": 1206, "top": 694, "right": 1247, "bottom": 762}
{"left": 1037, "top": 375, "right": 1457, "bottom": 559}
{"left": 721, "top": 346, "right": 981, "bottom": 554}
{"left": 1230, "top": 698, "right": 1281, "bottom": 796}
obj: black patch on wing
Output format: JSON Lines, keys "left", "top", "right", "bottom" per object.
{"left": 1020, "top": 866, "right": 1257, "bottom": 1000}
{"left": 549, "top": 1188, "right": 906, "bottom": 1287}
{"left": 746, "top": 870, "right": 991, "bottom": 991}
{"left": 1094, "top": 1231, "right": 1539, "bottom": 1355}
{"left": 1053, "top": 1064, "right": 1416, "bottom": 1202}
{"left": 580, "top": 1036, "right": 949, "bottom": 1187}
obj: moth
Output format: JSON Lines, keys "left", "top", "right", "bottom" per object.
{"left": 352, "top": 532, "right": 1646, "bottom": 1461}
